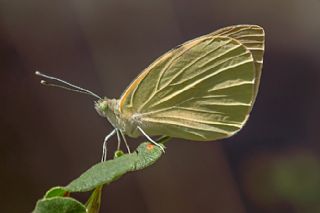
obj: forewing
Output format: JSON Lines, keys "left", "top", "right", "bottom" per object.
{"left": 210, "top": 25, "right": 265, "bottom": 100}
{"left": 119, "top": 35, "right": 257, "bottom": 141}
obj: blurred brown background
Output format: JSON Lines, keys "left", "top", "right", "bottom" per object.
{"left": 1, "top": 0, "right": 320, "bottom": 212}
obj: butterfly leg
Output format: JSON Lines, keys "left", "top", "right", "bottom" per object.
{"left": 137, "top": 126, "right": 165, "bottom": 153}
{"left": 119, "top": 130, "right": 131, "bottom": 154}
{"left": 115, "top": 129, "right": 121, "bottom": 150}
{"left": 101, "top": 129, "right": 117, "bottom": 162}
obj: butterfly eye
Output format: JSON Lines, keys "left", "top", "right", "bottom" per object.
{"left": 95, "top": 100, "right": 109, "bottom": 117}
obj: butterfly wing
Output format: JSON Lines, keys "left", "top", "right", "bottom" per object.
{"left": 119, "top": 26, "right": 264, "bottom": 141}
{"left": 210, "top": 25, "right": 265, "bottom": 100}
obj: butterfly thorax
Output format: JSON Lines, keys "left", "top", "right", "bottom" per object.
{"left": 95, "top": 98, "right": 139, "bottom": 137}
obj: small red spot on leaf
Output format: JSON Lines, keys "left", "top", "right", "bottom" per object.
{"left": 63, "top": 191, "right": 70, "bottom": 197}
{"left": 146, "top": 143, "right": 154, "bottom": 151}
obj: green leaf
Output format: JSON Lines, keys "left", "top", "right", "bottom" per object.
{"left": 33, "top": 138, "right": 170, "bottom": 213}
{"left": 65, "top": 152, "right": 137, "bottom": 192}
{"left": 33, "top": 197, "right": 86, "bottom": 213}
{"left": 134, "top": 142, "right": 164, "bottom": 170}
{"left": 65, "top": 141, "right": 166, "bottom": 192}
{"left": 44, "top": 186, "right": 68, "bottom": 199}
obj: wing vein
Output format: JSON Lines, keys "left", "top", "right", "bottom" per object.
{"left": 147, "top": 59, "right": 253, "bottom": 109}
{"left": 142, "top": 117, "right": 231, "bottom": 135}
{"left": 159, "top": 39, "right": 235, "bottom": 89}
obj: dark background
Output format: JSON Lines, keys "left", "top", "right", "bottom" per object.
{"left": 1, "top": 0, "right": 320, "bottom": 212}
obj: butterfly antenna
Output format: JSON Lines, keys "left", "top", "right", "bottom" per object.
{"left": 35, "top": 71, "right": 101, "bottom": 99}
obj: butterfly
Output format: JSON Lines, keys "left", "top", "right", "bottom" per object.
{"left": 36, "top": 24, "right": 265, "bottom": 161}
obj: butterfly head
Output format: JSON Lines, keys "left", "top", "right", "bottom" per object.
{"left": 95, "top": 98, "right": 120, "bottom": 130}
{"left": 95, "top": 98, "right": 119, "bottom": 116}
{"left": 95, "top": 98, "right": 109, "bottom": 117}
